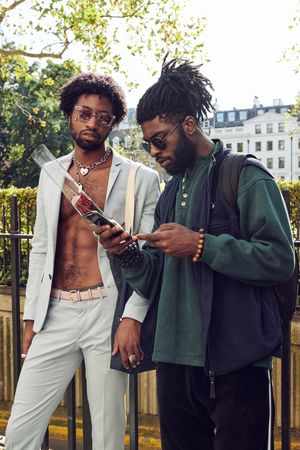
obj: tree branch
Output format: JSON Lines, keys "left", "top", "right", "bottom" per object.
{"left": 40, "top": 38, "right": 71, "bottom": 52}
{"left": 0, "top": 44, "right": 68, "bottom": 59}
{"left": 0, "top": 0, "right": 27, "bottom": 22}
{"left": 99, "top": 14, "right": 142, "bottom": 19}
{"left": 99, "top": 0, "right": 152, "bottom": 20}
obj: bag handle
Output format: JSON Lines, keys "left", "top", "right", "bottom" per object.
{"left": 125, "top": 162, "right": 141, "bottom": 234}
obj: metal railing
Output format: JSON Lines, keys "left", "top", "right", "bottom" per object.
{"left": 1, "top": 193, "right": 299, "bottom": 450}
{"left": 280, "top": 189, "right": 299, "bottom": 450}
{"left": 0, "top": 195, "right": 139, "bottom": 450}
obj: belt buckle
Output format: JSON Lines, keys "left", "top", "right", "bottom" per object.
{"left": 69, "top": 289, "right": 80, "bottom": 302}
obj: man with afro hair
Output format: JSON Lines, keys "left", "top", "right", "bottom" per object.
{"left": 5, "top": 72, "right": 160, "bottom": 450}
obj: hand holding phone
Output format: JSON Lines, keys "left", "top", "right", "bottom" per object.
{"left": 93, "top": 222, "right": 135, "bottom": 254}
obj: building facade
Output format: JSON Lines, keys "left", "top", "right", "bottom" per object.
{"left": 202, "top": 99, "right": 300, "bottom": 180}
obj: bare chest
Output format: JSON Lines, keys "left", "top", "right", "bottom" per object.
{"left": 60, "top": 164, "right": 110, "bottom": 220}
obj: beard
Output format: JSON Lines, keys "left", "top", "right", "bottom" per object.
{"left": 165, "top": 127, "right": 198, "bottom": 175}
{"left": 70, "top": 124, "right": 109, "bottom": 151}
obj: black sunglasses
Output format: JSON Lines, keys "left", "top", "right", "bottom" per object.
{"left": 141, "top": 123, "right": 181, "bottom": 153}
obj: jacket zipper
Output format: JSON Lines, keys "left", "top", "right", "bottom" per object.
{"left": 208, "top": 370, "right": 216, "bottom": 399}
{"left": 206, "top": 154, "right": 216, "bottom": 218}
{"left": 206, "top": 155, "right": 217, "bottom": 400}
{"left": 206, "top": 330, "right": 216, "bottom": 399}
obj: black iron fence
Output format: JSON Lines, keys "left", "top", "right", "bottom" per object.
{"left": 0, "top": 194, "right": 33, "bottom": 286}
{"left": 0, "top": 195, "right": 139, "bottom": 450}
{"left": 1, "top": 194, "right": 300, "bottom": 450}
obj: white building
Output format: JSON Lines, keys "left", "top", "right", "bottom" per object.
{"left": 202, "top": 99, "right": 300, "bottom": 180}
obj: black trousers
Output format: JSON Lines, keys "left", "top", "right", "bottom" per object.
{"left": 156, "top": 363, "right": 274, "bottom": 450}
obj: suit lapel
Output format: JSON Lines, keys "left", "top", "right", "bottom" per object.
{"left": 47, "top": 152, "right": 73, "bottom": 247}
{"left": 105, "top": 151, "right": 123, "bottom": 208}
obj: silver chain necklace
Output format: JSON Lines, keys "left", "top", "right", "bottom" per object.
{"left": 72, "top": 147, "right": 112, "bottom": 176}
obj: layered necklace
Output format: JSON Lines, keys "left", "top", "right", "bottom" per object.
{"left": 72, "top": 147, "right": 112, "bottom": 191}
{"left": 72, "top": 147, "right": 112, "bottom": 176}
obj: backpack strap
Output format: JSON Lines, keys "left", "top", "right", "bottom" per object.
{"left": 219, "top": 152, "right": 273, "bottom": 214}
{"left": 219, "top": 153, "right": 246, "bottom": 212}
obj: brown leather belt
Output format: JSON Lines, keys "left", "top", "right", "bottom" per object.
{"left": 51, "top": 286, "right": 107, "bottom": 302}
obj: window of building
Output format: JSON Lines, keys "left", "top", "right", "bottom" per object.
{"left": 298, "top": 156, "right": 300, "bottom": 168}
{"left": 239, "top": 110, "right": 248, "bottom": 120}
{"left": 266, "top": 123, "right": 273, "bottom": 133}
{"left": 298, "top": 138, "right": 300, "bottom": 150}
{"left": 257, "top": 109, "right": 264, "bottom": 115}
{"left": 255, "top": 124, "right": 261, "bottom": 134}
{"left": 216, "top": 112, "right": 224, "bottom": 123}
{"left": 202, "top": 119, "right": 210, "bottom": 128}
{"left": 255, "top": 142, "right": 261, "bottom": 151}
{"left": 267, "top": 141, "right": 273, "bottom": 151}
{"left": 226, "top": 143, "right": 232, "bottom": 149}
{"left": 278, "top": 157, "right": 285, "bottom": 169}
{"left": 278, "top": 122, "right": 285, "bottom": 132}
{"left": 266, "top": 158, "right": 273, "bottom": 169}
{"left": 237, "top": 142, "right": 243, "bottom": 153}
{"left": 278, "top": 140, "right": 285, "bottom": 151}
{"left": 280, "top": 107, "right": 288, "bottom": 114}
{"left": 228, "top": 112, "right": 236, "bottom": 122}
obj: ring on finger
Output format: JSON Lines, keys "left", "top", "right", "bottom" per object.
{"left": 128, "top": 353, "right": 137, "bottom": 364}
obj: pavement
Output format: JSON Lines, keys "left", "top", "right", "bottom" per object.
{"left": 1, "top": 404, "right": 300, "bottom": 449}
{"left": 0, "top": 405, "right": 161, "bottom": 450}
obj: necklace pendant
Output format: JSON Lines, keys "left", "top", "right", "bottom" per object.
{"left": 80, "top": 166, "right": 89, "bottom": 176}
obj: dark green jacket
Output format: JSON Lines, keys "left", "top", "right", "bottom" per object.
{"left": 122, "top": 141, "right": 295, "bottom": 376}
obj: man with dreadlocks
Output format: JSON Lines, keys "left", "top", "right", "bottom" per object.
{"left": 98, "top": 58, "right": 294, "bottom": 450}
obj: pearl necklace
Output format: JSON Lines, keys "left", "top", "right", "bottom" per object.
{"left": 72, "top": 147, "right": 112, "bottom": 176}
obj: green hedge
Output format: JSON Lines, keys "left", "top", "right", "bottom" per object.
{"left": 277, "top": 179, "right": 300, "bottom": 240}
{"left": 0, "top": 187, "right": 37, "bottom": 233}
{"left": 1, "top": 181, "right": 300, "bottom": 286}
{"left": 0, "top": 187, "right": 37, "bottom": 285}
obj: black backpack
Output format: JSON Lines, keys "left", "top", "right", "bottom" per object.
{"left": 218, "top": 151, "right": 299, "bottom": 325}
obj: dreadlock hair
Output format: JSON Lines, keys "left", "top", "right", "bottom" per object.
{"left": 59, "top": 72, "right": 127, "bottom": 126}
{"left": 136, "top": 57, "right": 214, "bottom": 125}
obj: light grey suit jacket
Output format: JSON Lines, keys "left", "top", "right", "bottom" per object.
{"left": 24, "top": 150, "right": 160, "bottom": 333}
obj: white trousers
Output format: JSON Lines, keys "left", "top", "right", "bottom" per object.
{"left": 5, "top": 295, "right": 128, "bottom": 450}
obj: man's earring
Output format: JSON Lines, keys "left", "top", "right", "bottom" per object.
{"left": 189, "top": 128, "right": 196, "bottom": 135}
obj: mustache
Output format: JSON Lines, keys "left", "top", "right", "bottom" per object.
{"left": 80, "top": 129, "right": 100, "bottom": 138}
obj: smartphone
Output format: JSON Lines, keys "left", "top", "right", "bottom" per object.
{"left": 83, "top": 210, "right": 131, "bottom": 239}
{"left": 82, "top": 210, "right": 116, "bottom": 227}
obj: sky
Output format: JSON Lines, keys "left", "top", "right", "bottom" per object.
{"left": 123, "top": 0, "right": 300, "bottom": 111}
{"left": 4, "top": 0, "right": 299, "bottom": 112}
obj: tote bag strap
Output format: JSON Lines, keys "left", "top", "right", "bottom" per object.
{"left": 125, "top": 162, "right": 141, "bottom": 234}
